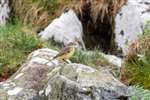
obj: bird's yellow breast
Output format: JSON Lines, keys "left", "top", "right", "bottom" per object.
{"left": 57, "top": 47, "right": 75, "bottom": 60}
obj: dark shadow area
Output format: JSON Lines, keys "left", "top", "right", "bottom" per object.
{"left": 76, "top": 0, "right": 126, "bottom": 54}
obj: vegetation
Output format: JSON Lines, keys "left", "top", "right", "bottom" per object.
{"left": 31, "top": 0, "right": 59, "bottom": 12}
{"left": 71, "top": 49, "right": 113, "bottom": 68}
{"left": 130, "top": 86, "right": 150, "bottom": 100}
{"left": 1, "top": 1, "right": 150, "bottom": 97}
{"left": 0, "top": 19, "right": 40, "bottom": 81}
{"left": 10, "top": 0, "right": 73, "bottom": 32}
{"left": 71, "top": 49, "right": 121, "bottom": 78}
{"left": 0, "top": 18, "right": 59, "bottom": 81}
{"left": 121, "top": 22, "right": 150, "bottom": 89}
{"left": 0, "top": 17, "right": 117, "bottom": 81}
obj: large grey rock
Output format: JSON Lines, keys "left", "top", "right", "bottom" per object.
{"left": 47, "top": 64, "right": 129, "bottom": 100}
{"left": 0, "top": 48, "right": 129, "bottom": 100}
{"left": 115, "top": 0, "right": 150, "bottom": 55}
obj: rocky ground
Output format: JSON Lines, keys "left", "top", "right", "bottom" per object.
{"left": 0, "top": 0, "right": 150, "bottom": 100}
{"left": 0, "top": 48, "right": 129, "bottom": 100}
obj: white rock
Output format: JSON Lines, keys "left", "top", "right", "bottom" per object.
{"left": 39, "top": 48, "right": 58, "bottom": 54}
{"left": 31, "top": 57, "right": 49, "bottom": 64}
{"left": 103, "top": 55, "right": 122, "bottom": 67}
{"left": 7, "top": 87, "right": 23, "bottom": 96}
{"left": 115, "top": 0, "right": 150, "bottom": 55}
{"left": 47, "top": 59, "right": 59, "bottom": 66}
{"left": 45, "top": 85, "right": 51, "bottom": 96}
{"left": 39, "top": 90, "right": 44, "bottom": 96}
{"left": 2, "top": 83, "right": 9, "bottom": 87}
{"left": 0, "top": 0, "right": 10, "bottom": 25}
{"left": 39, "top": 9, "right": 85, "bottom": 49}
{"left": 14, "top": 73, "right": 24, "bottom": 79}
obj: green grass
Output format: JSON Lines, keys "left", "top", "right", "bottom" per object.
{"left": 70, "top": 49, "right": 120, "bottom": 78}
{"left": 123, "top": 22, "right": 150, "bottom": 89}
{"left": 125, "top": 55, "right": 150, "bottom": 89}
{"left": 0, "top": 19, "right": 114, "bottom": 81}
{"left": 0, "top": 18, "right": 59, "bottom": 80}
{"left": 0, "top": 20, "right": 43, "bottom": 79}
{"left": 71, "top": 49, "right": 114, "bottom": 69}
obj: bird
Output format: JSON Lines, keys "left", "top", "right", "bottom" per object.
{"left": 52, "top": 42, "right": 77, "bottom": 63}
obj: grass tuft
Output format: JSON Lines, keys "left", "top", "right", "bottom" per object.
{"left": 0, "top": 19, "right": 43, "bottom": 81}
{"left": 71, "top": 49, "right": 114, "bottom": 69}
{"left": 0, "top": 18, "right": 61, "bottom": 81}
{"left": 121, "top": 21, "right": 150, "bottom": 89}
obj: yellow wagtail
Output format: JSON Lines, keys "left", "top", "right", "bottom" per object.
{"left": 53, "top": 42, "right": 77, "bottom": 62}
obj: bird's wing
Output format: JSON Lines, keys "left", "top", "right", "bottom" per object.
{"left": 53, "top": 46, "right": 71, "bottom": 58}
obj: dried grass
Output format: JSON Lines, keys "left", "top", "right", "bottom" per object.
{"left": 10, "top": 0, "right": 50, "bottom": 32}
{"left": 10, "top": 0, "right": 78, "bottom": 33}
{"left": 10, "top": 0, "right": 127, "bottom": 52}
{"left": 120, "top": 34, "right": 150, "bottom": 89}
{"left": 72, "top": 0, "right": 127, "bottom": 53}
{"left": 75, "top": 0, "right": 127, "bottom": 23}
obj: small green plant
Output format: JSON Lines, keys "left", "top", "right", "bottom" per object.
{"left": 71, "top": 49, "right": 113, "bottom": 69}
{"left": 129, "top": 86, "right": 150, "bottom": 100}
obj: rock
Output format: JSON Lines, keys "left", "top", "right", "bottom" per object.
{"left": 103, "top": 54, "right": 122, "bottom": 67}
{"left": 115, "top": 0, "right": 150, "bottom": 55}
{"left": 0, "top": 48, "right": 129, "bottom": 100}
{"left": 0, "top": 0, "right": 10, "bottom": 25}
{"left": 47, "top": 64, "right": 129, "bottom": 100}
{"left": 39, "top": 9, "right": 85, "bottom": 49}
{"left": 0, "top": 48, "right": 58, "bottom": 100}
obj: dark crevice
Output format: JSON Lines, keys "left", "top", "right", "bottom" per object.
{"left": 77, "top": 0, "right": 117, "bottom": 54}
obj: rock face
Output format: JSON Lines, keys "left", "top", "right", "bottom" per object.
{"left": 39, "top": 9, "right": 85, "bottom": 49}
{"left": 0, "top": 0, "right": 10, "bottom": 25}
{"left": 115, "top": 0, "right": 150, "bottom": 55}
{"left": 0, "top": 48, "right": 129, "bottom": 100}
{"left": 47, "top": 64, "right": 129, "bottom": 100}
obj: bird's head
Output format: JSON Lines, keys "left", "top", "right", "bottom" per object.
{"left": 66, "top": 42, "right": 78, "bottom": 48}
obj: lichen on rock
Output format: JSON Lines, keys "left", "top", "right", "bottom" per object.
{"left": 0, "top": 48, "right": 129, "bottom": 100}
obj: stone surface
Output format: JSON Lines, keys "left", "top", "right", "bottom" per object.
{"left": 103, "top": 54, "right": 122, "bottom": 67}
{"left": 39, "top": 9, "right": 85, "bottom": 49}
{"left": 0, "top": 48, "right": 129, "bottom": 100}
{"left": 115, "top": 0, "right": 150, "bottom": 55}
{"left": 0, "top": 0, "right": 10, "bottom": 25}
{"left": 47, "top": 64, "right": 129, "bottom": 100}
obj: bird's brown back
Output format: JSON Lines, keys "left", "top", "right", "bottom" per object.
{"left": 53, "top": 46, "right": 72, "bottom": 59}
